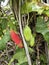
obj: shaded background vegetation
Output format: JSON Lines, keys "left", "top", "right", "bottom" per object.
{"left": 0, "top": 0, "right": 49, "bottom": 65}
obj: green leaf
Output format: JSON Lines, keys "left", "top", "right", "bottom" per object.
{"left": 21, "top": 2, "right": 33, "bottom": 14}
{"left": 8, "top": 49, "right": 27, "bottom": 65}
{"left": 0, "top": 40, "right": 6, "bottom": 50}
{"left": 21, "top": 2, "right": 44, "bottom": 14}
{"left": 44, "top": 32, "right": 49, "bottom": 44}
{"left": 8, "top": 21, "right": 16, "bottom": 31}
{"left": 38, "top": 8, "right": 44, "bottom": 15}
{"left": 23, "top": 25, "right": 32, "bottom": 41}
{"left": 13, "top": 49, "right": 27, "bottom": 63}
{"left": 1, "top": 18, "right": 8, "bottom": 30}
{"left": 2, "top": 31, "right": 10, "bottom": 43}
{"left": 16, "top": 62, "right": 28, "bottom": 65}
{"left": 0, "top": 30, "right": 10, "bottom": 50}
{"left": 36, "top": 16, "right": 49, "bottom": 44}
{"left": 32, "top": 4, "right": 44, "bottom": 14}
{"left": 36, "top": 17, "right": 49, "bottom": 34}
{"left": 40, "top": 54, "right": 47, "bottom": 63}
{"left": 29, "top": 35, "right": 35, "bottom": 47}
{"left": 0, "top": 0, "right": 5, "bottom": 2}
{"left": 28, "top": 47, "right": 34, "bottom": 53}
{"left": 44, "top": 10, "right": 49, "bottom": 17}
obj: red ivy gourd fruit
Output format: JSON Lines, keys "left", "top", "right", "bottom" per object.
{"left": 10, "top": 30, "right": 23, "bottom": 48}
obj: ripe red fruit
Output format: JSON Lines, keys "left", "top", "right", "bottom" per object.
{"left": 10, "top": 30, "right": 23, "bottom": 48}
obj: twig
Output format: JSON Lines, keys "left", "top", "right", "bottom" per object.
{"left": 18, "top": 0, "right": 32, "bottom": 65}
{"left": 45, "top": 43, "right": 49, "bottom": 65}
{"left": 0, "top": 50, "right": 6, "bottom": 58}
{"left": 36, "top": 44, "right": 40, "bottom": 65}
{"left": 27, "top": 13, "right": 29, "bottom": 25}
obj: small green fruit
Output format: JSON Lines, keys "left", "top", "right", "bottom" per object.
{"left": 23, "top": 25, "right": 31, "bottom": 41}
{"left": 30, "top": 35, "right": 35, "bottom": 47}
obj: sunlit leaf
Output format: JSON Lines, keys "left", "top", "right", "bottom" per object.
{"left": 44, "top": 10, "right": 49, "bottom": 17}
{"left": 23, "top": 25, "right": 32, "bottom": 41}
{"left": 21, "top": 2, "right": 44, "bottom": 14}
{"left": 29, "top": 35, "right": 35, "bottom": 47}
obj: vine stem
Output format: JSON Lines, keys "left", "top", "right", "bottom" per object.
{"left": 45, "top": 43, "right": 49, "bottom": 65}
{"left": 18, "top": 0, "right": 32, "bottom": 65}
{"left": 36, "top": 44, "right": 40, "bottom": 65}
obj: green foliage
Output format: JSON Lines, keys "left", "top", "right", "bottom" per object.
{"left": 21, "top": 1, "right": 49, "bottom": 17}
{"left": 8, "top": 48, "right": 28, "bottom": 65}
{"left": 40, "top": 54, "right": 47, "bottom": 65}
{"left": 36, "top": 17, "right": 48, "bottom": 34}
{"left": 0, "top": 0, "right": 49, "bottom": 65}
{"left": 44, "top": 32, "right": 49, "bottom": 44}
{"left": 7, "top": 15, "right": 19, "bottom": 31}
{"left": 16, "top": 62, "right": 28, "bottom": 65}
{"left": 30, "top": 35, "right": 35, "bottom": 47}
{"left": 21, "top": 2, "right": 44, "bottom": 14}
{"left": 23, "top": 25, "right": 31, "bottom": 41}
{"left": 44, "top": 9, "right": 49, "bottom": 17}
{"left": 0, "top": 18, "right": 8, "bottom": 36}
{"left": 36, "top": 16, "right": 49, "bottom": 44}
{"left": 0, "top": 12, "right": 18, "bottom": 50}
{"left": 0, "top": 30, "right": 10, "bottom": 50}
{"left": 0, "top": 0, "right": 4, "bottom": 2}
{"left": 23, "top": 25, "right": 35, "bottom": 46}
{"left": 28, "top": 47, "right": 34, "bottom": 53}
